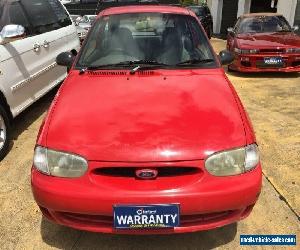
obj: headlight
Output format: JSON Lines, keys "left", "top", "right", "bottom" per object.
{"left": 33, "top": 146, "right": 88, "bottom": 178}
{"left": 286, "top": 48, "right": 300, "bottom": 53}
{"left": 205, "top": 144, "right": 259, "bottom": 176}
{"left": 234, "top": 48, "right": 259, "bottom": 54}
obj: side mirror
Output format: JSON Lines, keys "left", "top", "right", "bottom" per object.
{"left": 292, "top": 25, "right": 299, "bottom": 32}
{"left": 0, "top": 25, "right": 25, "bottom": 45}
{"left": 219, "top": 50, "right": 234, "bottom": 65}
{"left": 56, "top": 52, "right": 75, "bottom": 67}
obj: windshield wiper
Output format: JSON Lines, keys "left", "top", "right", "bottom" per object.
{"left": 87, "top": 60, "right": 168, "bottom": 70}
{"left": 128, "top": 60, "right": 170, "bottom": 74}
{"left": 80, "top": 60, "right": 169, "bottom": 75}
{"left": 130, "top": 60, "right": 168, "bottom": 66}
{"left": 176, "top": 58, "right": 214, "bottom": 66}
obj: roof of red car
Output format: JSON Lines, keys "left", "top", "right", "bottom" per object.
{"left": 100, "top": 5, "right": 191, "bottom": 16}
{"left": 240, "top": 12, "right": 283, "bottom": 18}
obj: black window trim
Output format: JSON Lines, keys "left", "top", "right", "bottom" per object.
{"left": 17, "top": 0, "right": 72, "bottom": 36}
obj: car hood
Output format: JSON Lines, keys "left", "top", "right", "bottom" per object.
{"left": 45, "top": 70, "right": 246, "bottom": 161}
{"left": 236, "top": 32, "right": 300, "bottom": 48}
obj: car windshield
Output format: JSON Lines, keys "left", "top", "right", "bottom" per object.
{"left": 77, "top": 13, "right": 216, "bottom": 69}
{"left": 237, "top": 16, "right": 291, "bottom": 34}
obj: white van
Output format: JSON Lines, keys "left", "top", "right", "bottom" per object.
{"left": 0, "top": 0, "right": 80, "bottom": 160}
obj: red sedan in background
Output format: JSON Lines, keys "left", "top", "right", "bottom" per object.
{"left": 31, "top": 5, "right": 261, "bottom": 234}
{"left": 227, "top": 13, "right": 300, "bottom": 72}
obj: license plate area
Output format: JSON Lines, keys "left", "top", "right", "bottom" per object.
{"left": 114, "top": 204, "right": 180, "bottom": 229}
{"left": 264, "top": 57, "right": 283, "bottom": 65}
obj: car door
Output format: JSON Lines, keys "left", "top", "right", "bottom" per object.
{"left": 16, "top": 0, "right": 77, "bottom": 114}
{"left": 0, "top": 0, "right": 47, "bottom": 118}
{"left": 1, "top": 0, "right": 78, "bottom": 117}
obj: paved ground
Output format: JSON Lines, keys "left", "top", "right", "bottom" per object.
{"left": 0, "top": 39, "right": 299, "bottom": 249}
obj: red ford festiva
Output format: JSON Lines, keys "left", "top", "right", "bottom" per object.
{"left": 32, "top": 5, "right": 262, "bottom": 234}
{"left": 227, "top": 13, "right": 300, "bottom": 72}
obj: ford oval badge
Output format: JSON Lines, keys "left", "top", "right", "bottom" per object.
{"left": 135, "top": 169, "right": 158, "bottom": 180}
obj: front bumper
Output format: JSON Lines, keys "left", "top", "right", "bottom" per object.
{"left": 229, "top": 53, "right": 300, "bottom": 72}
{"left": 31, "top": 160, "right": 262, "bottom": 234}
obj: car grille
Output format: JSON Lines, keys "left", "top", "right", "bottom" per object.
{"left": 259, "top": 48, "right": 285, "bottom": 54}
{"left": 180, "top": 211, "right": 236, "bottom": 226}
{"left": 60, "top": 212, "right": 113, "bottom": 227}
{"left": 92, "top": 167, "right": 200, "bottom": 178}
{"left": 50, "top": 210, "right": 240, "bottom": 228}
{"left": 292, "top": 61, "right": 300, "bottom": 67}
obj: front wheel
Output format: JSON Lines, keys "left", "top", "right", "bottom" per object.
{"left": 0, "top": 105, "right": 11, "bottom": 161}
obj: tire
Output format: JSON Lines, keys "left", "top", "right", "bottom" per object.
{"left": 227, "top": 64, "right": 235, "bottom": 72}
{"left": 0, "top": 105, "right": 11, "bottom": 161}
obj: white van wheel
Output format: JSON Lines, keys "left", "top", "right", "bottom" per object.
{"left": 0, "top": 115, "right": 6, "bottom": 149}
{"left": 0, "top": 106, "right": 10, "bottom": 160}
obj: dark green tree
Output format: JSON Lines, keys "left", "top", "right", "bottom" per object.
{"left": 181, "top": 0, "right": 195, "bottom": 6}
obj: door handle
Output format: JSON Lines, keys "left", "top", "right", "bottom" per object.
{"left": 33, "top": 43, "right": 40, "bottom": 52}
{"left": 43, "top": 40, "right": 50, "bottom": 48}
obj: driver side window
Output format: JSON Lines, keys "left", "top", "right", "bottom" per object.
{"left": 1, "top": 2, "right": 31, "bottom": 37}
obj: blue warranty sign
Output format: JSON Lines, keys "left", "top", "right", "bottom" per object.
{"left": 114, "top": 204, "right": 180, "bottom": 229}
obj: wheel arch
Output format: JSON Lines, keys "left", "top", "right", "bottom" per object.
{"left": 0, "top": 91, "right": 13, "bottom": 124}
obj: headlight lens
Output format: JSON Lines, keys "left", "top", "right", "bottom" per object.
{"left": 33, "top": 146, "right": 88, "bottom": 178}
{"left": 286, "top": 48, "right": 300, "bottom": 53}
{"left": 205, "top": 144, "right": 259, "bottom": 176}
{"left": 234, "top": 48, "right": 259, "bottom": 54}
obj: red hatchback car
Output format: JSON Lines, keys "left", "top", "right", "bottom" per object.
{"left": 227, "top": 13, "right": 300, "bottom": 72}
{"left": 31, "top": 6, "right": 262, "bottom": 234}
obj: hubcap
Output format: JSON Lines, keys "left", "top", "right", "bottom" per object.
{"left": 0, "top": 114, "right": 6, "bottom": 150}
